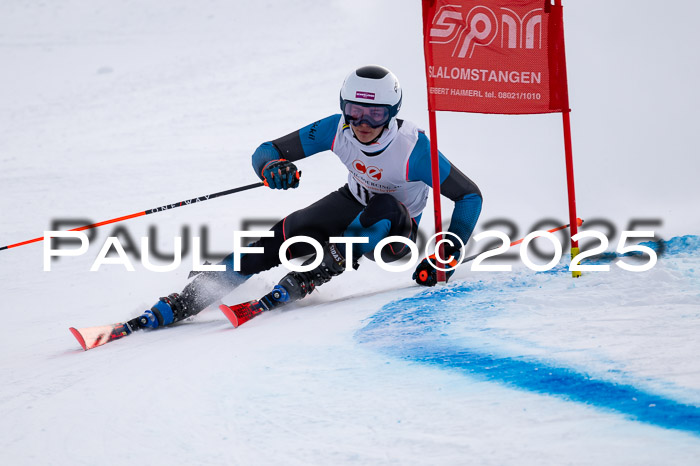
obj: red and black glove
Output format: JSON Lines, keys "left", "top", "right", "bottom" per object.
{"left": 413, "top": 253, "right": 459, "bottom": 287}
{"left": 261, "top": 159, "right": 301, "bottom": 190}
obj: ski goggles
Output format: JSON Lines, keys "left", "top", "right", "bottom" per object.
{"left": 343, "top": 102, "right": 391, "bottom": 128}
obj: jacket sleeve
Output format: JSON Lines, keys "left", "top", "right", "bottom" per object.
{"left": 407, "top": 131, "right": 483, "bottom": 254}
{"left": 251, "top": 114, "right": 341, "bottom": 179}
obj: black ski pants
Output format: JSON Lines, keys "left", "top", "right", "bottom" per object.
{"left": 239, "top": 184, "right": 417, "bottom": 275}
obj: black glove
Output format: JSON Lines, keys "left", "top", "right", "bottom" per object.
{"left": 412, "top": 253, "right": 459, "bottom": 287}
{"left": 261, "top": 159, "right": 300, "bottom": 190}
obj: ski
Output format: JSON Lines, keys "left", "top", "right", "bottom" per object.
{"left": 70, "top": 316, "right": 149, "bottom": 351}
{"left": 219, "top": 301, "right": 266, "bottom": 328}
{"left": 219, "top": 285, "right": 290, "bottom": 328}
{"left": 219, "top": 283, "right": 420, "bottom": 328}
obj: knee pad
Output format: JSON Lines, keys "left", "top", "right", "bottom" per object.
{"left": 360, "top": 194, "right": 412, "bottom": 236}
{"left": 359, "top": 195, "right": 415, "bottom": 263}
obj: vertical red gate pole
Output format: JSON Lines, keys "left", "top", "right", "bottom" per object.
{"left": 428, "top": 109, "right": 447, "bottom": 283}
{"left": 553, "top": 0, "right": 580, "bottom": 277}
{"left": 562, "top": 110, "right": 581, "bottom": 277}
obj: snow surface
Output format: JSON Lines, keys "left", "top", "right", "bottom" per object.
{"left": 1, "top": 1, "right": 700, "bottom": 465}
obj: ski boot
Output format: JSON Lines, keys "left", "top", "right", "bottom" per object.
{"left": 218, "top": 243, "right": 356, "bottom": 328}
{"left": 140, "top": 269, "right": 249, "bottom": 329}
{"left": 277, "top": 242, "right": 349, "bottom": 302}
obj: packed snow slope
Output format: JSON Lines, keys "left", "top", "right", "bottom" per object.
{"left": 1, "top": 1, "right": 699, "bottom": 465}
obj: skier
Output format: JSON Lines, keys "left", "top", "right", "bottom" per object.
{"left": 142, "top": 65, "right": 483, "bottom": 329}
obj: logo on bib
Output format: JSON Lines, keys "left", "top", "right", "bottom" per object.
{"left": 366, "top": 166, "right": 382, "bottom": 181}
{"left": 352, "top": 160, "right": 383, "bottom": 181}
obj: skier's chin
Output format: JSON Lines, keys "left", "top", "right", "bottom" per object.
{"left": 353, "top": 127, "right": 379, "bottom": 143}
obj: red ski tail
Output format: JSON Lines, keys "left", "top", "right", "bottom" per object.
{"left": 69, "top": 323, "right": 133, "bottom": 351}
{"left": 69, "top": 327, "right": 88, "bottom": 351}
{"left": 219, "top": 301, "right": 265, "bottom": 328}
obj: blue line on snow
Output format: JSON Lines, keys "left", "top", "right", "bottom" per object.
{"left": 356, "top": 235, "right": 700, "bottom": 435}
{"left": 401, "top": 343, "right": 700, "bottom": 435}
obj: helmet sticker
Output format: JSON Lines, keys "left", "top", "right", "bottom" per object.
{"left": 355, "top": 91, "right": 375, "bottom": 100}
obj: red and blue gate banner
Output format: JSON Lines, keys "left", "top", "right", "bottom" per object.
{"left": 422, "top": 0, "right": 569, "bottom": 114}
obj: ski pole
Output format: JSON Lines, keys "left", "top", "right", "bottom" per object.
{"left": 461, "top": 217, "right": 584, "bottom": 263}
{"left": 0, "top": 181, "right": 266, "bottom": 252}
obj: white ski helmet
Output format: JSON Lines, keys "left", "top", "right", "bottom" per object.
{"left": 340, "top": 65, "right": 402, "bottom": 128}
